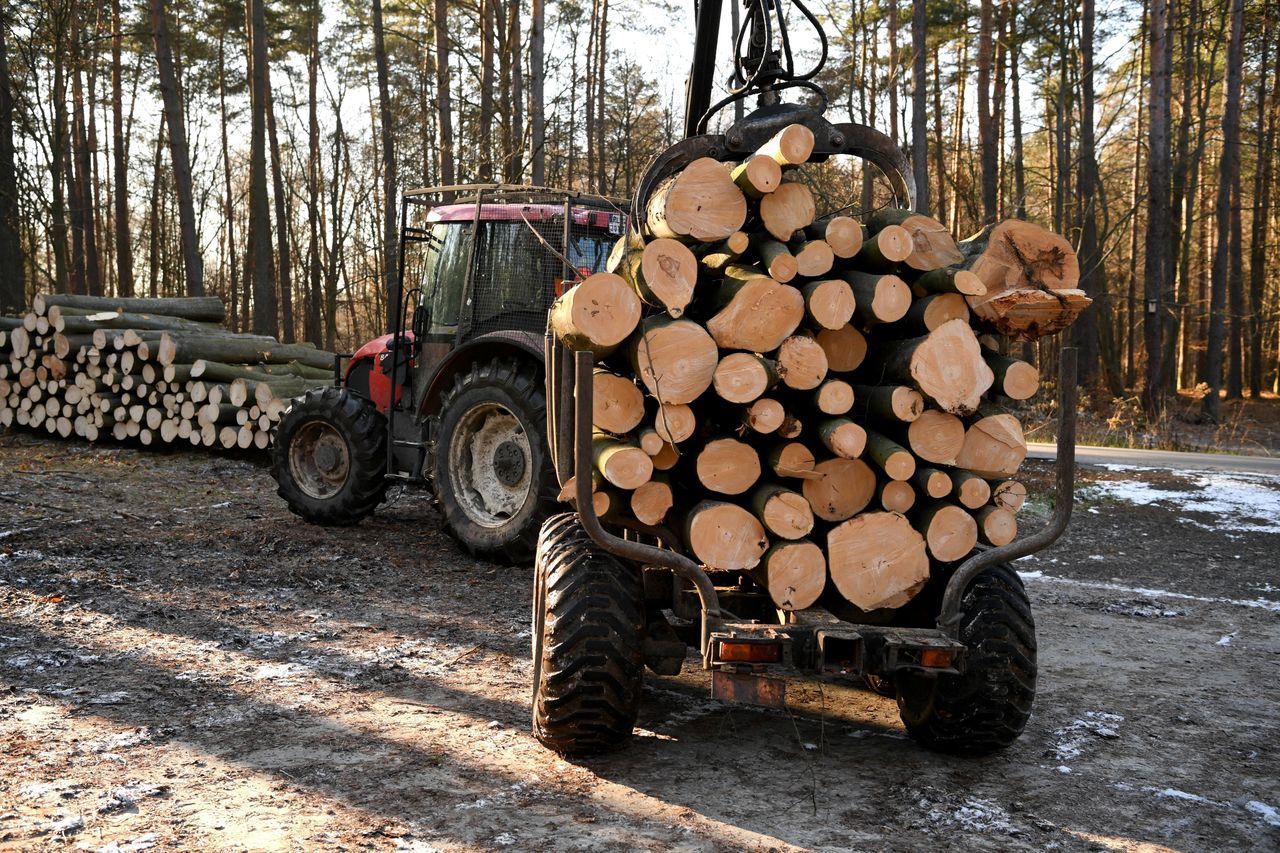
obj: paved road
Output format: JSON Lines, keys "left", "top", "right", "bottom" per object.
{"left": 1027, "top": 442, "right": 1280, "bottom": 475}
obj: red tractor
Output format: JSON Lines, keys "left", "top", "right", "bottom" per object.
{"left": 270, "top": 186, "right": 625, "bottom": 562}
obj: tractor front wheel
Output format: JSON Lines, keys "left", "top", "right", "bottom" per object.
{"left": 431, "top": 358, "right": 556, "bottom": 564}
{"left": 895, "top": 563, "right": 1037, "bottom": 756}
{"left": 271, "top": 387, "right": 388, "bottom": 525}
{"left": 532, "top": 513, "right": 644, "bottom": 756}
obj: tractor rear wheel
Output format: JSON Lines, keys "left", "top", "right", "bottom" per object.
{"left": 272, "top": 387, "right": 388, "bottom": 525}
{"left": 895, "top": 563, "right": 1036, "bottom": 756}
{"left": 532, "top": 513, "right": 644, "bottom": 756}
{"left": 431, "top": 358, "right": 555, "bottom": 563}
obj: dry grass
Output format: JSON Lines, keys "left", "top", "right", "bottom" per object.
{"left": 1018, "top": 386, "right": 1280, "bottom": 456}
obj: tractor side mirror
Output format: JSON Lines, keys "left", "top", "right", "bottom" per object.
{"left": 412, "top": 304, "right": 430, "bottom": 339}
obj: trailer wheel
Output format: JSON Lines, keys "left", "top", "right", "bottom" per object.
{"left": 896, "top": 563, "right": 1036, "bottom": 756}
{"left": 271, "top": 387, "right": 388, "bottom": 525}
{"left": 432, "top": 357, "right": 556, "bottom": 564}
{"left": 532, "top": 513, "right": 644, "bottom": 756}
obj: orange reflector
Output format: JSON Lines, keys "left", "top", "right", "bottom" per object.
{"left": 919, "top": 648, "right": 955, "bottom": 668}
{"left": 718, "top": 641, "right": 783, "bottom": 664}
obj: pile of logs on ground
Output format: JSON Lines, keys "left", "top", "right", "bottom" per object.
{"left": 554, "top": 123, "right": 1086, "bottom": 615}
{"left": 0, "top": 295, "right": 334, "bottom": 450}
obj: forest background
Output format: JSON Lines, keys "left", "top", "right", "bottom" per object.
{"left": 0, "top": 0, "right": 1274, "bottom": 429}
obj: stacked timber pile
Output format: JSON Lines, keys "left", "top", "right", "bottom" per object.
{"left": 0, "top": 294, "right": 334, "bottom": 450}
{"left": 552, "top": 124, "right": 1086, "bottom": 614}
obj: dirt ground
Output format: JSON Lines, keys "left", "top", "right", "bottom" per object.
{"left": 1, "top": 432, "right": 1277, "bottom": 853}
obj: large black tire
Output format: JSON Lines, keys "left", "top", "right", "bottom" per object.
{"left": 430, "top": 357, "right": 556, "bottom": 563}
{"left": 895, "top": 563, "right": 1036, "bottom": 756}
{"left": 271, "top": 387, "right": 388, "bottom": 525}
{"left": 532, "top": 513, "right": 644, "bottom": 756}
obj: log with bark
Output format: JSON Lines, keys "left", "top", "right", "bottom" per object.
{"left": 960, "top": 219, "right": 1092, "bottom": 340}
{"left": 0, "top": 296, "right": 332, "bottom": 454}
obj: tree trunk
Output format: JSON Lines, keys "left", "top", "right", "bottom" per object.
{"left": 478, "top": 0, "right": 495, "bottom": 181}
{"left": 371, "top": 0, "right": 399, "bottom": 331}
{"left": 595, "top": 0, "right": 608, "bottom": 193}
{"left": 1075, "top": 0, "right": 1118, "bottom": 392}
{"left": 1226, "top": 171, "right": 1244, "bottom": 399}
{"left": 50, "top": 18, "right": 70, "bottom": 292}
{"left": 529, "top": 0, "right": 545, "bottom": 184}
{"left": 1249, "top": 0, "right": 1277, "bottom": 396}
{"left": 977, "top": 0, "right": 997, "bottom": 224}
{"left": 433, "top": 0, "right": 455, "bottom": 188}
{"left": 1203, "top": 0, "right": 1244, "bottom": 421}
{"left": 264, "top": 65, "right": 294, "bottom": 343}
{"left": 1125, "top": 0, "right": 1147, "bottom": 388}
{"left": 150, "top": 0, "right": 202, "bottom": 296}
{"left": 246, "top": 0, "right": 276, "bottom": 337}
{"left": 0, "top": 20, "right": 22, "bottom": 313}
{"left": 1009, "top": 0, "right": 1026, "bottom": 218}
{"left": 304, "top": 1, "right": 322, "bottom": 345}
{"left": 109, "top": 0, "right": 134, "bottom": 298}
{"left": 505, "top": 0, "right": 523, "bottom": 182}
{"left": 71, "top": 28, "right": 101, "bottom": 297}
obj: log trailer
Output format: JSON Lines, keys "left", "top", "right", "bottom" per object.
{"left": 530, "top": 0, "right": 1081, "bottom": 756}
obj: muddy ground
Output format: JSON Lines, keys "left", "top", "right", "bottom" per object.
{"left": 0, "top": 432, "right": 1277, "bottom": 852}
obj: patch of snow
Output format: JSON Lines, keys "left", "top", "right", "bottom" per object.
{"left": 249, "top": 662, "right": 308, "bottom": 680}
{"left": 1081, "top": 470, "right": 1280, "bottom": 535}
{"left": 454, "top": 798, "right": 490, "bottom": 811}
{"left": 1020, "top": 574, "right": 1280, "bottom": 613}
{"left": 1245, "top": 801, "right": 1280, "bottom": 827}
{"left": 1049, "top": 711, "right": 1123, "bottom": 761}
{"left": 0, "top": 549, "right": 46, "bottom": 563}
{"left": 911, "top": 786, "right": 1021, "bottom": 835}
{"left": 0, "top": 526, "right": 36, "bottom": 539}
{"left": 1217, "top": 632, "right": 1237, "bottom": 646}
{"left": 22, "top": 780, "right": 83, "bottom": 800}
{"left": 87, "top": 728, "right": 151, "bottom": 753}
{"left": 96, "top": 833, "right": 159, "bottom": 853}
{"left": 1155, "top": 788, "right": 1222, "bottom": 806}
{"left": 87, "top": 691, "right": 132, "bottom": 705}
{"left": 1055, "top": 766, "right": 1073, "bottom": 774}
{"left": 493, "top": 834, "right": 517, "bottom": 846}
{"left": 50, "top": 814, "right": 84, "bottom": 834}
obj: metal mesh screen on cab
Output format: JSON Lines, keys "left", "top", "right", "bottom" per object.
{"left": 403, "top": 186, "right": 626, "bottom": 344}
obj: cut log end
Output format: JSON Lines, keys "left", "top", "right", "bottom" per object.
{"left": 827, "top": 512, "right": 930, "bottom": 612}
{"left": 744, "top": 397, "right": 786, "bottom": 434}
{"left": 919, "top": 503, "right": 979, "bottom": 562}
{"left": 803, "top": 279, "right": 856, "bottom": 330}
{"left": 816, "top": 324, "right": 867, "bottom": 373}
{"left": 551, "top": 272, "right": 642, "bottom": 355}
{"left": 976, "top": 505, "right": 1018, "bottom": 546}
{"left": 633, "top": 317, "right": 719, "bottom": 405}
{"left": 802, "top": 457, "right": 876, "bottom": 522}
{"left": 696, "top": 438, "right": 761, "bottom": 496}
{"left": 686, "top": 501, "right": 769, "bottom": 571}
{"left": 775, "top": 335, "right": 828, "bottom": 390}
{"left": 752, "top": 540, "right": 826, "bottom": 611}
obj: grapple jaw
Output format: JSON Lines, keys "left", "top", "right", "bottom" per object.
{"left": 630, "top": 102, "right": 915, "bottom": 228}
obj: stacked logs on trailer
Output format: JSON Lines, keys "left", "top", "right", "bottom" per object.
{"left": 0, "top": 294, "right": 335, "bottom": 450}
{"left": 552, "top": 123, "right": 1086, "bottom": 616}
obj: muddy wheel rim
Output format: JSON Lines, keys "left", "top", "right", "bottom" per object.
{"left": 290, "top": 420, "right": 351, "bottom": 500}
{"left": 450, "top": 401, "right": 532, "bottom": 529}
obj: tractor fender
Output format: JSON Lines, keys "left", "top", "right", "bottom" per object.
{"left": 417, "top": 330, "right": 544, "bottom": 420}
{"left": 345, "top": 332, "right": 415, "bottom": 412}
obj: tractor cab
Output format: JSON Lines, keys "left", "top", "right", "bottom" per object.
{"left": 271, "top": 185, "right": 626, "bottom": 563}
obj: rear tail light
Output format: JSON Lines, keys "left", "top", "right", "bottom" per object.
{"left": 717, "top": 640, "right": 783, "bottom": 664}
